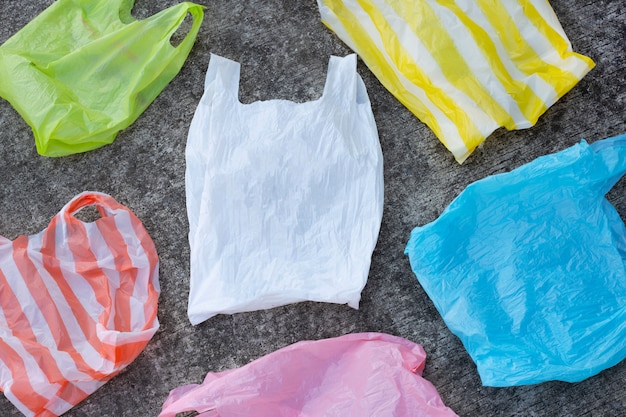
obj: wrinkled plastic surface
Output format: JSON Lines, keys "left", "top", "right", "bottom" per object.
{"left": 186, "top": 54, "right": 384, "bottom": 325}
{"left": 317, "top": 0, "right": 594, "bottom": 163}
{"left": 0, "top": 0, "right": 204, "bottom": 157}
{"left": 405, "top": 134, "right": 626, "bottom": 386}
{"left": 158, "top": 332, "right": 458, "bottom": 417}
{"left": 0, "top": 192, "right": 160, "bottom": 416}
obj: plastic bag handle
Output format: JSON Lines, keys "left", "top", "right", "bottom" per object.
{"left": 589, "top": 133, "right": 626, "bottom": 194}
{"left": 116, "top": 0, "right": 137, "bottom": 23}
{"left": 203, "top": 54, "right": 241, "bottom": 96}
{"left": 167, "top": 3, "right": 205, "bottom": 53}
{"left": 118, "top": 2, "right": 204, "bottom": 56}
{"left": 62, "top": 191, "right": 129, "bottom": 220}
{"left": 322, "top": 54, "right": 359, "bottom": 108}
{"left": 158, "top": 384, "right": 217, "bottom": 417}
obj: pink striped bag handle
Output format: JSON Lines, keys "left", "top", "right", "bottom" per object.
{"left": 0, "top": 192, "right": 159, "bottom": 417}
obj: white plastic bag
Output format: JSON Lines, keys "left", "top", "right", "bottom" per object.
{"left": 186, "top": 54, "right": 383, "bottom": 325}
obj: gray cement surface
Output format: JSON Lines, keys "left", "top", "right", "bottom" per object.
{"left": 0, "top": 1, "right": 625, "bottom": 416}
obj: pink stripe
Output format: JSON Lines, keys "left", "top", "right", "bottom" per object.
{"left": 0, "top": 267, "right": 89, "bottom": 411}
{"left": 12, "top": 236, "right": 108, "bottom": 382}
{"left": 95, "top": 217, "right": 135, "bottom": 333}
{"left": 129, "top": 211, "right": 160, "bottom": 327}
{"left": 41, "top": 216, "right": 116, "bottom": 364}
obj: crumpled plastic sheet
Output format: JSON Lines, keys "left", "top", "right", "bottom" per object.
{"left": 0, "top": 0, "right": 204, "bottom": 156}
{"left": 0, "top": 192, "right": 160, "bottom": 416}
{"left": 185, "top": 54, "right": 384, "bottom": 325}
{"left": 405, "top": 133, "right": 626, "bottom": 386}
{"left": 317, "top": 0, "right": 594, "bottom": 162}
{"left": 158, "top": 332, "right": 459, "bottom": 417}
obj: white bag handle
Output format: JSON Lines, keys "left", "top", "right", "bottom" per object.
{"left": 322, "top": 53, "right": 359, "bottom": 108}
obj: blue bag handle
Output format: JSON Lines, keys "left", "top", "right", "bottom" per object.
{"left": 589, "top": 133, "right": 626, "bottom": 195}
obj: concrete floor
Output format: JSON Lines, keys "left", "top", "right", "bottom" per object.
{"left": 0, "top": 1, "right": 625, "bottom": 416}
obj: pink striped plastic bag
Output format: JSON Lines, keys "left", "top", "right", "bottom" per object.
{"left": 159, "top": 333, "right": 458, "bottom": 417}
{"left": 0, "top": 192, "right": 160, "bottom": 417}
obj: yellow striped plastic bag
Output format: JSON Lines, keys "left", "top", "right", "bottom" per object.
{"left": 317, "top": 0, "right": 595, "bottom": 163}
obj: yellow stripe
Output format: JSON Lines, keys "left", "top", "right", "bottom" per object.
{"left": 474, "top": 0, "right": 590, "bottom": 113}
{"left": 387, "top": 0, "right": 537, "bottom": 130}
{"left": 322, "top": 0, "right": 480, "bottom": 154}
{"left": 521, "top": 0, "right": 580, "bottom": 58}
{"left": 432, "top": 0, "right": 548, "bottom": 127}
{"left": 521, "top": 0, "right": 595, "bottom": 96}
{"left": 351, "top": 0, "right": 487, "bottom": 151}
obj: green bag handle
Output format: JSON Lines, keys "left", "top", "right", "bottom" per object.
{"left": 0, "top": 1, "right": 205, "bottom": 157}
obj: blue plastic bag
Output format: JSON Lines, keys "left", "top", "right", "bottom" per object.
{"left": 405, "top": 133, "right": 626, "bottom": 386}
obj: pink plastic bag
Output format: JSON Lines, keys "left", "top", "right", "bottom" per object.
{"left": 0, "top": 192, "right": 160, "bottom": 417}
{"left": 159, "top": 333, "right": 458, "bottom": 417}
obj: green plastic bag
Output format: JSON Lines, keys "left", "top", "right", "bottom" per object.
{"left": 0, "top": 0, "right": 204, "bottom": 157}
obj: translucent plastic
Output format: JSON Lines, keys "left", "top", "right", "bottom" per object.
{"left": 405, "top": 134, "right": 626, "bottom": 386}
{"left": 0, "top": 0, "right": 204, "bottom": 156}
{"left": 317, "top": 0, "right": 594, "bottom": 162}
{"left": 186, "top": 54, "right": 384, "bottom": 325}
{"left": 159, "top": 333, "right": 458, "bottom": 417}
{"left": 0, "top": 192, "right": 160, "bottom": 416}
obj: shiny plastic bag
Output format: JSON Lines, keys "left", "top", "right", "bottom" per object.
{"left": 158, "top": 332, "right": 458, "bottom": 417}
{"left": 317, "top": 0, "right": 594, "bottom": 163}
{"left": 186, "top": 54, "right": 384, "bottom": 325}
{"left": 0, "top": 0, "right": 204, "bottom": 157}
{"left": 0, "top": 192, "right": 160, "bottom": 416}
{"left": 405, "top": 133, "right": 626, "bottom": 386}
